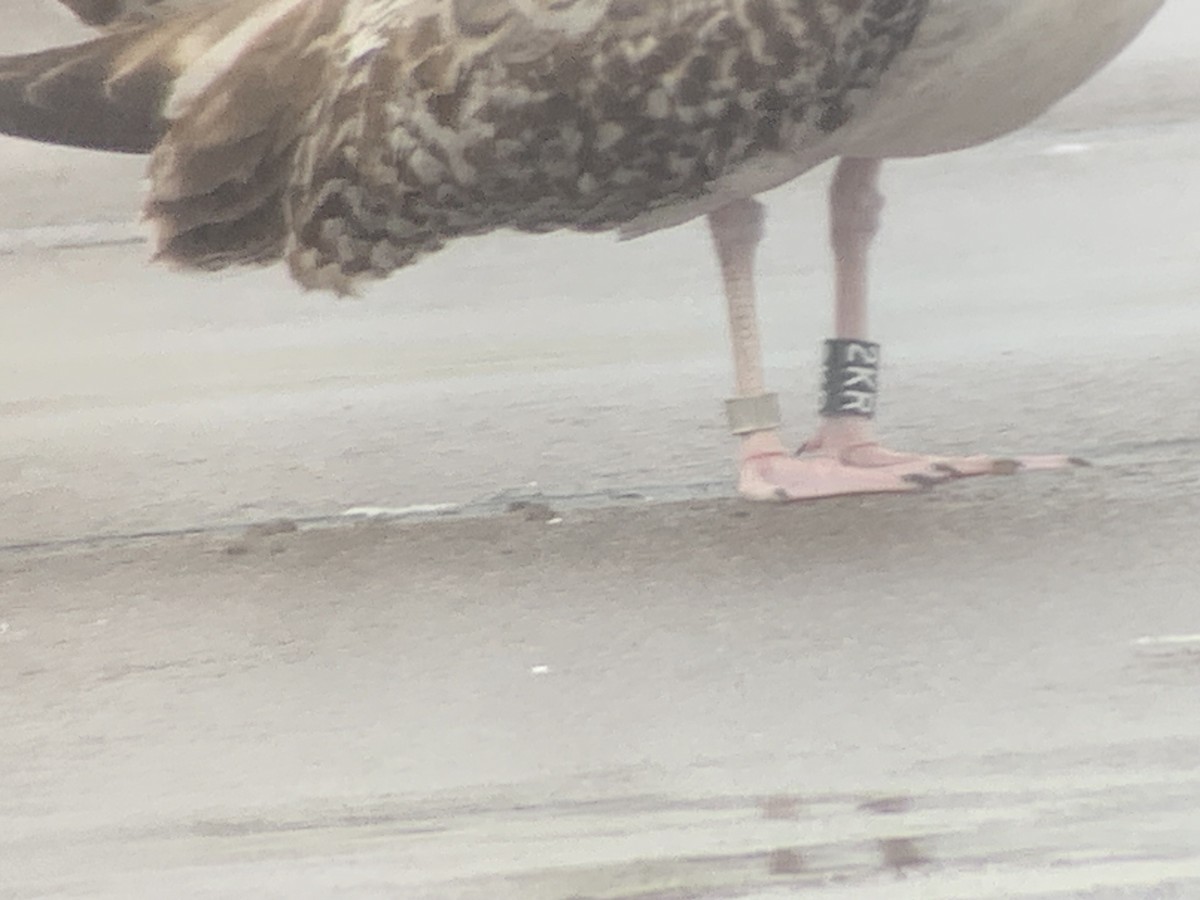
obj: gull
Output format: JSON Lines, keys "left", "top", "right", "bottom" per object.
{"left": 0, "top": 0, "right": 1166, "bottom": 500}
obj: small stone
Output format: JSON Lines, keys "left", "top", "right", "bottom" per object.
{"left": 246, "top": 518, "right": 300, "bottom": 538}
{"left": 858, "top": 795, "right": 913, "bottom": 815}
{"left": 768, "top": 847, "right": 806, "bottom": 875}
{"left": 507, "top": 501, "right": 559, "bottom": 522}
{"left": 761, "top": 794, "right": 801, "bottom": 820}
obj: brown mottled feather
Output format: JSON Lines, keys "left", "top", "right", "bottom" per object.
{"left": 0, "top": 0, "right": 929, "bottom": 292}
{"left": 149, "top": 0, "right": 348, "bottom": 270}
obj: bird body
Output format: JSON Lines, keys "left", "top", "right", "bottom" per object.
{"left": 2, "top": 0, "right": 1164, "bottom": 292}
{"left": 0, "top": 0, "right": 1173, "bottom": 501}
{"left": 150, "top": 0, "right": 931, "bottom": 291}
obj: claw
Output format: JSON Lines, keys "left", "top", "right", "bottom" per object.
{"left": 738, "top": 431, "right": 1084, "bottom": 502}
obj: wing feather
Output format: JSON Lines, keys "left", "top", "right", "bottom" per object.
{"left": 1, "top": 0, "right": 929, "bottom": 294}
{"left": 58, "top": 0, "right": 228, "bottom": 31}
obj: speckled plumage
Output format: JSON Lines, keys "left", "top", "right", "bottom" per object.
{"left": 273, "top": 0, "right": 929, "bottom": 291}
{"left": 3, "top": 0, "right": 1163, "bottom": 295}
{"left": 2, "top": 0, "right": 927, "bottom": 291}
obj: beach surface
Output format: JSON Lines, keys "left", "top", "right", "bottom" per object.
{"left": 2, "top": 3, "right": 1199, "bottom": 897}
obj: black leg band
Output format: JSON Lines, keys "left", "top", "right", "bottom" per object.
{"left": 820, "top": 339, "right": 879, "bottom": 418}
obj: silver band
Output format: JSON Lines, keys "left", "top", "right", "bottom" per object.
{"left": 725, "top": 392, "right": 781, "bottom": 435}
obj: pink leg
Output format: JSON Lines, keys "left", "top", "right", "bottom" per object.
{"left": 709, "top": 198, "right": 942, "bottom": 501}
{"left": 796, "top": 158, "right": 1080, "bottom": 476}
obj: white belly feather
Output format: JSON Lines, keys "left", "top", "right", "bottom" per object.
{"left": 624, "top": 0, "right": 1165, "bottom": 239}
{"left": 834, "top": 0, "right": 1166, "bottom": 157}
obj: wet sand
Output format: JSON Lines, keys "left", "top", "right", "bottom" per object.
{"left": 5, "top": 486, "right": 1200, "bottom": 898}
{"left": 3, "top": 3, "right": 1200, "bottom": 897}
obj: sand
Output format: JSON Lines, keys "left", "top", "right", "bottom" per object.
{"left": 2, "top": 2, "right": 1199, "bottom": 896}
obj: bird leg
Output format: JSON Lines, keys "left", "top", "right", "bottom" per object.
{"left": 710, "top": 197, "right": 943, "bottom": 500}
{"left": 796, "top": 157, "right": 1078, "bottom": 477}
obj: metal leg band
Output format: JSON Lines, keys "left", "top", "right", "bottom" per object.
{"left": 820, "top": 339, "right": 880, "bottom": 418}
{"left": 726, "top": 392, "right": 781, "bottom": 435}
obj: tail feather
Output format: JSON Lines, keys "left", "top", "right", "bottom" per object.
{"left": 150, "top": 125, "right": 278, "bottom": 202}
{"left": 0, "top": 0, "right": 338, "bottom": 272}
{"left": 58, "top": 0, "right": 225, "bottom": 30}
{"left": 0, "top": 0, "right": 275, "bottom": 154}
{"left": 0, "top": 34, "right": 172, "bottom": 153}
{"left": 152, "top": 190, "right": 287, "bottom": 270}
{"left": 148, "top": 131, "right": 297, "bottom": 267}
{"left": 144, "top": 0, "right": 343, "bottom": 269}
